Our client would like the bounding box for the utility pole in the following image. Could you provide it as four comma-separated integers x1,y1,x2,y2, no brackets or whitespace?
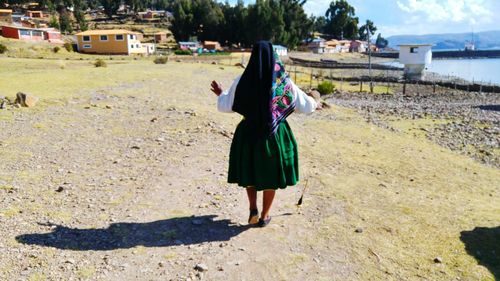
367,20,373,93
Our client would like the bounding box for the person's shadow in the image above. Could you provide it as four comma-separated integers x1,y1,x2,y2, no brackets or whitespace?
16,215,251,251
460,226,500,279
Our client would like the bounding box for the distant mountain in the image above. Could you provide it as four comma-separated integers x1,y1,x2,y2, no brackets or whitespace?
387,30,500,50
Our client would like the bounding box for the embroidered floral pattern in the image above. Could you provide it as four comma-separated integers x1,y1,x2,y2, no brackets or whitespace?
270,51,296,136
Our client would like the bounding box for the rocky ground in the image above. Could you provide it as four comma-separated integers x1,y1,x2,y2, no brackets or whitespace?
326,88,500,167
0,59,499,281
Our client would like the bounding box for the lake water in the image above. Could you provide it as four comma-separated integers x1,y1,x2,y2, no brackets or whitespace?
427,58,500,85
386,58,500,85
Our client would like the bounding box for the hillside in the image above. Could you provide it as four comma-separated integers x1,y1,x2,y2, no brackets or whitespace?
387,30,500,50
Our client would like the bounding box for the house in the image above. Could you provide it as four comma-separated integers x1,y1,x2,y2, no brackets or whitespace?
350,40,367,53
0,9,12,23
273,44,288,56
137,10,166,21
338,40,351,53
11,14,24,23
154,32,167,43
324,39,340,53
43,28,63,43
203,41,221,51
398,44,433,79
179,41,200,51
306,38,326,53
142,42,156,55
0,25,62,43
25,10,44,19
21,19,37,28
368,44,378,53
75,29,148,55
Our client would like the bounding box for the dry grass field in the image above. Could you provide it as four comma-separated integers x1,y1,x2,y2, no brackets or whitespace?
0,55,498,280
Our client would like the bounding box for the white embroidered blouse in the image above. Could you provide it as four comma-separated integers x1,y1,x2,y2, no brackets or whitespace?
217,76,317,114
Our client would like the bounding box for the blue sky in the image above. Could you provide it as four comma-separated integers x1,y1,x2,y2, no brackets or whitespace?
226,0,500,36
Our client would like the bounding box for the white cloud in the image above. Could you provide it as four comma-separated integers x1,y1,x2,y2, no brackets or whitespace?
396,0,493,24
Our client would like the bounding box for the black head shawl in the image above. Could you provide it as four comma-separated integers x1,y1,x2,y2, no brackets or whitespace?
232,41,276,139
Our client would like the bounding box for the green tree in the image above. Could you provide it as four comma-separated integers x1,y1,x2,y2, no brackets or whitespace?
277,0,312,48
324,0,359,39
101,0,120,18
375,33,388,48
170,0,195,42
58,10,73,33
220,0,248,46
73,0,87,31
311,15,327,34
48,14,60,29
358,19,376,40
192,0,224,42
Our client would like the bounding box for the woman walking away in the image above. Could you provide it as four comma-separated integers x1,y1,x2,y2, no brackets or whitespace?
210,41,317,227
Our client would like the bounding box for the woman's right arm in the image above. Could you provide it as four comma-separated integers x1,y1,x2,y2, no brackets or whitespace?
291,80,317,114
217,76,241,113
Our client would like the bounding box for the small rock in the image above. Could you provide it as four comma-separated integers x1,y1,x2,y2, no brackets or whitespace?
355,227,363,233
15,92,39,107
308,90,321,101
105,105,112,109
194,263,208,272
0,100,6,109
234,63,246,69
434,257,443,263
131,145,140,149
155,137,165,142
55,186,64,192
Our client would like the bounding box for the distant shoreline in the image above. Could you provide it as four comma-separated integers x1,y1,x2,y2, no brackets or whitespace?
372,49,500,60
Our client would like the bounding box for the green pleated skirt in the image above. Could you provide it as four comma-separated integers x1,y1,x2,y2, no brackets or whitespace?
228,119,299,191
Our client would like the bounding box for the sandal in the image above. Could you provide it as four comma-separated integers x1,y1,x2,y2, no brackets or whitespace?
258,216,272,227
248,209,259,225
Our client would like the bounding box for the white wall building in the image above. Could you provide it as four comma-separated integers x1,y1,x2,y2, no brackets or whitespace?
273,45,288,56
398,44,433,79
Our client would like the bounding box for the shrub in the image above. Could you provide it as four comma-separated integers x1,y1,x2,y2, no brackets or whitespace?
53,46,61,53
317,81,335,95
94,59,107,67
174,49,192,55
0,44,7,54
63,42,73,52
154,56,168,64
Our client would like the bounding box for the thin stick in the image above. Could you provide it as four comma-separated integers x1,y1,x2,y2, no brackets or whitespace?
296,178,310,206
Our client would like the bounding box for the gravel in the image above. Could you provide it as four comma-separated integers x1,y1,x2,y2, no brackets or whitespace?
326,89,500,167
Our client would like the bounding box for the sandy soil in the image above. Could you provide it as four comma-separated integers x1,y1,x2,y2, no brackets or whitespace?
0,59,499,281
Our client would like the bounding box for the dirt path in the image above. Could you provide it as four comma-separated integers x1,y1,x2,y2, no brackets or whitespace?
0,61,499,280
